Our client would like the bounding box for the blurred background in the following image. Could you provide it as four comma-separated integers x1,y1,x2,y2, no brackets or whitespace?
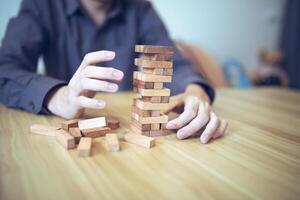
0,0,299,90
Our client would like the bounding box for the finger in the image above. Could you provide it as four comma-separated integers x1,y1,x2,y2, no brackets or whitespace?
81,51,115,67
213,119,228,139
72,78,119,96
200,111,220,144
177,101,210,139
166,96,199,129
76,96,106,109
82,66,124,81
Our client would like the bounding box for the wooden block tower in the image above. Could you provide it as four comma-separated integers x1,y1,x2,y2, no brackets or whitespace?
132,45,174,137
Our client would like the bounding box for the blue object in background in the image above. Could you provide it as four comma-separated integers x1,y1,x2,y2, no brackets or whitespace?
223,59,252,88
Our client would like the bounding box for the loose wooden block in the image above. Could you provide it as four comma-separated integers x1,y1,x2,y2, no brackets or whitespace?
107,117,120,130
151,123,160,131
135,99,169,110
55,130,75,150
143,53,173,61
81,127,111,138
132,105,151,117
30,124,61,137
135,58,173,68
154,82,163,89
124,133,155,148
77,137,92,157
132,118,151,131
132,113,168,124
138,88,170,96
105,134,120,152
143,68,164,75
135,45,174,54
134,71,172,83
69,127,82,144
78,117,106,130
61,119,79,131
161,96,170,103
131,124,150,136
151,110,161,117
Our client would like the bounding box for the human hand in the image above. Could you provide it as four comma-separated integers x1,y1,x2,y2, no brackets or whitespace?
46,50,124,119
166,84,227,144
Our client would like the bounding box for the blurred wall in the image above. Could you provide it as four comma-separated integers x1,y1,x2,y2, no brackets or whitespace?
150,0,285,69
0,0,284,69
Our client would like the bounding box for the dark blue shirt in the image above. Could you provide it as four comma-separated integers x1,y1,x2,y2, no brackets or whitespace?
0,0,214,114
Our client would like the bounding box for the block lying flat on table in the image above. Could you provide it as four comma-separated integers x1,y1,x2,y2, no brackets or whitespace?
134,71,172,83
105,134,120,152
55,130,75,150
138,88,170,97
30,124,61,137
135,58,173,68
132,113,168,124
69,127,82,144
124,133,155,148
61,119,80,131
78,117,106,130
143,53,173,61
77,137,92,157
107,117,120,130
135,99,169,110
135,45,174,54
81,127,111,138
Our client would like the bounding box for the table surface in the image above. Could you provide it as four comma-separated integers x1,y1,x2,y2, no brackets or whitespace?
1,87,300,200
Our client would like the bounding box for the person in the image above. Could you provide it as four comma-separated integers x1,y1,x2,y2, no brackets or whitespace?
0,0,227,143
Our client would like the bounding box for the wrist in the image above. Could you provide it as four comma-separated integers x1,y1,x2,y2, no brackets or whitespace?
184,84,211,104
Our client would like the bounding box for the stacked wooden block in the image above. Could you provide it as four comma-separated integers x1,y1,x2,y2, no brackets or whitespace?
132,45,174,137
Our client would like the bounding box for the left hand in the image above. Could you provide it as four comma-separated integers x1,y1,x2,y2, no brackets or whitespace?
165,84,227,144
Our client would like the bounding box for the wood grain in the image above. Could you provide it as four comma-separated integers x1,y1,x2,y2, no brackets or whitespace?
1,88,300,200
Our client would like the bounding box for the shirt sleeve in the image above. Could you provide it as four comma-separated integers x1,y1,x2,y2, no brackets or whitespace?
0,0,66,114
136,1,215,102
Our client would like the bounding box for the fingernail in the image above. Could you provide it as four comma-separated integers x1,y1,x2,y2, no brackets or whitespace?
166,122,176,129
107,83,118,91
177,130,186,140
201,134,208,143
96,101,106,108
113,70,124,79
105,51,115,59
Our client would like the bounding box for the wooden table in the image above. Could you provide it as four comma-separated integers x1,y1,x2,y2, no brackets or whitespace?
1,88,299,200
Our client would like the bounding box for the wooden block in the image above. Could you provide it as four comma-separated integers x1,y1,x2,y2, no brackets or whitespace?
135,45,174,54
133,78,154,89
77,137,92,157
107,117,120,130
132,118,151,131
55,130,75,150
61,119,79,131
132,105,151,117
138,88,170,96
135,99,169,110
132,113,168,124
69,127,82,144
164,68,173,76
30,124,61,137
131,124,150,136
143,68,164,75
144,96,161,103
151,110,161,117
161,96,170,103
81,127,111,138
143,53,173,61
105,134,120,152
135,58,173,68
150,130,163,137
124,133,155,148
78,117,106,130
151,123,160,131
154,83,163,89
134,71,172,83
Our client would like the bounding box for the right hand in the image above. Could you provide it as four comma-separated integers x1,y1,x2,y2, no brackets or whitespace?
46,50,124,119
